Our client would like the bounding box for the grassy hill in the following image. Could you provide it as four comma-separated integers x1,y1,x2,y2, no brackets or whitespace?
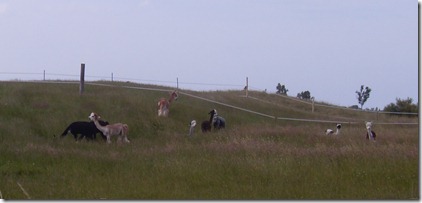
0,81,418,199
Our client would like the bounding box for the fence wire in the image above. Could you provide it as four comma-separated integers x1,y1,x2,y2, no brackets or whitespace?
0,71,418,120
84,82,418,125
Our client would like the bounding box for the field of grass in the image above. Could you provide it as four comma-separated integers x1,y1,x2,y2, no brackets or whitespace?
0,81,418,200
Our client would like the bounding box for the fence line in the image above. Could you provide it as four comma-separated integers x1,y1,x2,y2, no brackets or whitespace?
86,82,176,93
86,82,275,119
0,71,418,117
246,95,360,123
0,71,243,88
180,91,277,119
16,182,31,200
0,80,417,125
85,82,418,125
275,117,359,124
274,93,419,116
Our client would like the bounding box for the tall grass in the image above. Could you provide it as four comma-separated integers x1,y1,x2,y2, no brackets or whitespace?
0,81,418,199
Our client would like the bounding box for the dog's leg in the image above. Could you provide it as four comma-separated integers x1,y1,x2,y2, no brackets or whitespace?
72,133,78,141
77,134,85,142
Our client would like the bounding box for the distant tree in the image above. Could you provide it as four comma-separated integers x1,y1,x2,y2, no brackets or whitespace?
349,105,359,109
365,107,379,111
355,85,371,109
383,97,418,114
276,83,288,95
297,90,311,100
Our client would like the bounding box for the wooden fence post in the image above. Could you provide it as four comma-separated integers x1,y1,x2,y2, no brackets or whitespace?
245,77,248,97
80,63,85,95
311,97,315,112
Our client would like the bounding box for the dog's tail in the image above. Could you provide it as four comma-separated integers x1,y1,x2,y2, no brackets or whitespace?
61,124,71,137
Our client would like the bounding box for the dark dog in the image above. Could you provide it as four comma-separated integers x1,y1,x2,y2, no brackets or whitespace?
61,120,109,141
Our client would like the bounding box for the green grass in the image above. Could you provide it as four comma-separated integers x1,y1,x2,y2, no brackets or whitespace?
0,81,418,200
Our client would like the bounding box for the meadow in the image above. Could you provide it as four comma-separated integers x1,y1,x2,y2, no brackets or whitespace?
0,81,418,200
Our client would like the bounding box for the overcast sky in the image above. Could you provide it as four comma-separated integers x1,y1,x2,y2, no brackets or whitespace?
0,0,418,109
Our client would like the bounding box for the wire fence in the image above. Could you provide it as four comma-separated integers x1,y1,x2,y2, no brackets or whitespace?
0,71,245,88
1,79,414,126
87,82,418,125
273,93,419,116
0,71,178,86
0,71,418,119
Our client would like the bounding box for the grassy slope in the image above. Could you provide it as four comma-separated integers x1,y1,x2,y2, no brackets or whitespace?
0,81,418,200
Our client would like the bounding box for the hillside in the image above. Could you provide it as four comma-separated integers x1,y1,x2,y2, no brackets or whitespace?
0,81,418,199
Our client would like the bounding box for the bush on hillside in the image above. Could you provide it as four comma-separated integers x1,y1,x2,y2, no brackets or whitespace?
383,97,418,114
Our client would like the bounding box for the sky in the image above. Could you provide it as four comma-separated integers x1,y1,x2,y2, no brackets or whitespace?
0,0,418,109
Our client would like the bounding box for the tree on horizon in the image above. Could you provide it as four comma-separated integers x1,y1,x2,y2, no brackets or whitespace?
355,85,371,109
276,83,288,95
